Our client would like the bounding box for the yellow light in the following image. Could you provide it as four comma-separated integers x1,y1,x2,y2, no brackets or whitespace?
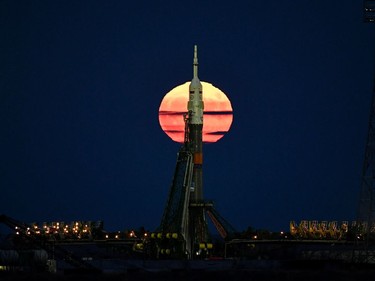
136,243,144,250
0,265,9,271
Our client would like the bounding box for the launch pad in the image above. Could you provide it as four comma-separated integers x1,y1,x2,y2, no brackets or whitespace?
4,23,375,273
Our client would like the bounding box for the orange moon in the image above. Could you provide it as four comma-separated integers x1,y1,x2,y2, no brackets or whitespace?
159,81,233,143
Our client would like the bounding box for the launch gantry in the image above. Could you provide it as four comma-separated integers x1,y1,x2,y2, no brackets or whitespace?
358,0,375,236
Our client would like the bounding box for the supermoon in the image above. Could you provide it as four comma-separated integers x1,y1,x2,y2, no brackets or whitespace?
159,81,233,143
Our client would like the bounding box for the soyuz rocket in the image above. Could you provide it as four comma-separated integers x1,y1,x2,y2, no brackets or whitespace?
188,45,204,203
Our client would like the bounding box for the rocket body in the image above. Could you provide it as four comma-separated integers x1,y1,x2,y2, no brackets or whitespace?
188,45,204,202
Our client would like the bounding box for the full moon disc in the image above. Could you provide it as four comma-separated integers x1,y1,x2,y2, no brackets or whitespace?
159,81,233,143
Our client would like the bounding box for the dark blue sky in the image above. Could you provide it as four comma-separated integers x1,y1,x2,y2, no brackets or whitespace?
1,1,374,233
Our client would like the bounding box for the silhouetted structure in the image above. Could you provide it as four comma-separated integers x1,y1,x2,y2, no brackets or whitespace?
358,0,375,235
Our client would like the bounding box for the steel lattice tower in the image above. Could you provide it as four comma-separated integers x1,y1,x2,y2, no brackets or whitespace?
358,1,375,231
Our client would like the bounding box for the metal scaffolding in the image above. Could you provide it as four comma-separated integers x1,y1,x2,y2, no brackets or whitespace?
358,0,375,233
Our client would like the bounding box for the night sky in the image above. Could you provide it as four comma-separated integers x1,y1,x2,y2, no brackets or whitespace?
1,1,374,234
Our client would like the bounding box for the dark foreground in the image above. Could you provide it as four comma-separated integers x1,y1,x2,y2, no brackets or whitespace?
2,267,375,281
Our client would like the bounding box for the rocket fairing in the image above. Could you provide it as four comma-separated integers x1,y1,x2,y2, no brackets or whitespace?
188,45,204,202
188,45,204,125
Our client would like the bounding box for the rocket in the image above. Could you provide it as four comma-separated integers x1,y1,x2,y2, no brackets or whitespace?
188,45,204,126
188,45,204,202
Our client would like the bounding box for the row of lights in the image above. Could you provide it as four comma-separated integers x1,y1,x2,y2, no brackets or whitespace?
15,225,149,241
150,233,179,239
249,231,288,240
103,230,139,239
14,221,98,238
289,220,354,239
